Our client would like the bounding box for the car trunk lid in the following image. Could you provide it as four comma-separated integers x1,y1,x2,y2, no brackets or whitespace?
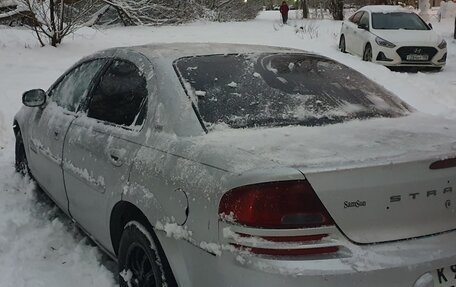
200,113,456,243
304,158,456,244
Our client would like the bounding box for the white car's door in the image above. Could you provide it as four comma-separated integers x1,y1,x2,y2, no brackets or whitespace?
27,59,107,212
352,12,371,56
343,11,364,54
63,53,152,250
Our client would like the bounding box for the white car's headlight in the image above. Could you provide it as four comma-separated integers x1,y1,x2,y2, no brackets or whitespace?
438,40,447,49
375,36,396,48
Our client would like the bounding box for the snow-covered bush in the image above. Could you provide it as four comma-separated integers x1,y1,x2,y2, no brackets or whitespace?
438,1,456,20
18,0,101,46
103,0,201,25
295,20,319,38
103,0,263,25
204,0,263,22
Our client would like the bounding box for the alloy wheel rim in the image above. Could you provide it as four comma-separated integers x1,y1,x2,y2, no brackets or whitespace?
125,244,156,287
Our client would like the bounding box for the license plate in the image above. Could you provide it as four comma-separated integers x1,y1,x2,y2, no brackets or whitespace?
433,265,456,287
406,54,429,61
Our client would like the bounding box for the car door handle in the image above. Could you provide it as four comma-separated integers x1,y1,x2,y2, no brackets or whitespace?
108,150,124,167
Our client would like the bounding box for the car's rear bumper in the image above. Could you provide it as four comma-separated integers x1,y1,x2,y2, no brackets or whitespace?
160,229,456,287
372,45,447,68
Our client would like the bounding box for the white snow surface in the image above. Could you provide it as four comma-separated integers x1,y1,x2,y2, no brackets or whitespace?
0,10,456,286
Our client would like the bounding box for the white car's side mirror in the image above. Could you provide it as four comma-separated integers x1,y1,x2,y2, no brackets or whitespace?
358,23,369,31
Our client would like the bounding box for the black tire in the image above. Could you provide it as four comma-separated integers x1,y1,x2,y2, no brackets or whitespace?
363,44,372,62
15,130,30,176
118,221,166,287
339,35,346,53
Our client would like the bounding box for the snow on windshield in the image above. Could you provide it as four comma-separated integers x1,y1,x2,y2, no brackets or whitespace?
174,53,410,130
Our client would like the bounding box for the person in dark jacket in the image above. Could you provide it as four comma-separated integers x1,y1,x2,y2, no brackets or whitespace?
279,1,289,24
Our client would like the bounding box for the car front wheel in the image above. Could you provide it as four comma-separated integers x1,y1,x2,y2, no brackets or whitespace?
363,44,372,62
118,221,165,287
339,35,346,53
15,130,30,175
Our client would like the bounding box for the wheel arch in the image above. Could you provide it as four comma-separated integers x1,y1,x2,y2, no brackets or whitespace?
110,200,151,257
109,200,178,287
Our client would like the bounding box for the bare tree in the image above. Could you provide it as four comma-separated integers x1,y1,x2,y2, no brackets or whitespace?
102,0,262,25
207,0,263,21
19,0,98,46
103,0,201,25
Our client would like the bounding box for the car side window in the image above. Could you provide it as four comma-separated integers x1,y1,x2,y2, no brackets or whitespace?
359,12,370,28
87,59,148,127
49,59,107,112
350,11,363,24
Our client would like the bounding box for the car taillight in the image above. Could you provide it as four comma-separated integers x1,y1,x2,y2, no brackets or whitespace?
219,180,335,229
219,180,341,257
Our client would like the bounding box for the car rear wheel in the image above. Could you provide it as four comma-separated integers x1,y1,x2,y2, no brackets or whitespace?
118,221,165,287
339,35,346,53
363,44,372,62
15,130,30,175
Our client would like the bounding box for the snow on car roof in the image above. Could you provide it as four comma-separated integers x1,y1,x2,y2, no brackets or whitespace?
136,42,307,60
84,43,309,63
360,5,412,14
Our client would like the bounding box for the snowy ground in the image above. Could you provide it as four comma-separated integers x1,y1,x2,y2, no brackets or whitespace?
0,10,455,286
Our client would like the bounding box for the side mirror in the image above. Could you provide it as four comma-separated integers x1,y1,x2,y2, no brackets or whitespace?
22,89,46,107
428,23,433,29
358,23,369,30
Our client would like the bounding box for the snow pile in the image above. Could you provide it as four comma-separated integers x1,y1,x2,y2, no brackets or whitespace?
0,152,116,287
155,221,192,240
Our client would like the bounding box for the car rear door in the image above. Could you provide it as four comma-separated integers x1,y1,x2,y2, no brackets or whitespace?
27,59,108,212
63,52,151,250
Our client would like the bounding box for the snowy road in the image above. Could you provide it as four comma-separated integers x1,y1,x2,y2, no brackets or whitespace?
0,10,455,286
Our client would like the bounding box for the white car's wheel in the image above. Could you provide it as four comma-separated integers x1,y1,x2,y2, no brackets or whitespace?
15,130,30,176
363,44,373,62
339,35,347,53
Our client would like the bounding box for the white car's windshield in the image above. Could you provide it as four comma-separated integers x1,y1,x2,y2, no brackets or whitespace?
372,12,430,30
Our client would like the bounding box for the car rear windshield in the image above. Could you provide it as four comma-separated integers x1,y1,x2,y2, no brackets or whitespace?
174,53,410,129
372,12,429,30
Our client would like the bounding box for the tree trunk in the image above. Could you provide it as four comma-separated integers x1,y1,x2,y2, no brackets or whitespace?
302,0,308,19
49,0,58,46
329,0,344,20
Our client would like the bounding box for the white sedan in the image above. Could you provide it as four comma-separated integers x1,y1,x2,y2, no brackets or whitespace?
339,5,447,69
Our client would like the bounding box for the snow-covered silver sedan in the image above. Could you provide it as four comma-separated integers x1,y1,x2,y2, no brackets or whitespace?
14,43,456,287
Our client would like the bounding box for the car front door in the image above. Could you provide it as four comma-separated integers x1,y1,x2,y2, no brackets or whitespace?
344,11,363,54
353,12,371,56
63,53,151,250
27,59,108,212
